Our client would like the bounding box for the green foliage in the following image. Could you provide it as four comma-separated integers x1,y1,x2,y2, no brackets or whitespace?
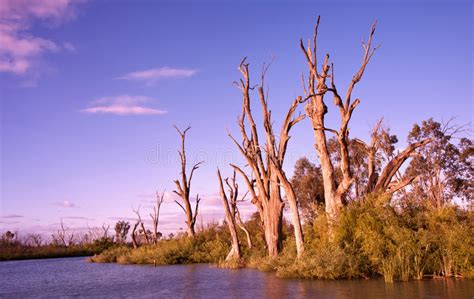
0,242,113,261
247,256,279,272
261,194,472,282
217,258,245,269
90,195,473,282
114,221,131,244
88,245,131,263
291,157,325,222
91,223,236,265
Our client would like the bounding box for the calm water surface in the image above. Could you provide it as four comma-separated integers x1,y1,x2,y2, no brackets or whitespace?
0,257,472,298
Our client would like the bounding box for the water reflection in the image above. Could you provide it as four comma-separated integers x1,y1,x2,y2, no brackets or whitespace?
0,258,472,298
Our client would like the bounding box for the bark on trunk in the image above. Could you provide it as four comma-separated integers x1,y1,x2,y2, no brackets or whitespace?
140,222,149,244
280,177,305,257
263,192,283,258
357,120,432,195
150,191,164,245
173,126,203,238
236,208,252,249
372,139,432,193
131,221,139,249
300,16,378,219
217,169,241,261
229,59,304,258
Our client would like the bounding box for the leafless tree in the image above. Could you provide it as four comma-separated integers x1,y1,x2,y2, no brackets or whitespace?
173,125,203,237
229,58,305,257
52,219,68,246
354,119,432,195
150,190,165,245
230,176,253,250
25,233,43,247
299,16,380,219
101,223,110,239
131,206,149,248
217,169,241,261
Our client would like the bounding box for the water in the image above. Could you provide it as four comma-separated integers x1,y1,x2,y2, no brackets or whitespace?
0,257,472,298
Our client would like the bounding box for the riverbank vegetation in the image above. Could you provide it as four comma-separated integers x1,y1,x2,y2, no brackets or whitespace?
90,197,473,282
0,230,114,261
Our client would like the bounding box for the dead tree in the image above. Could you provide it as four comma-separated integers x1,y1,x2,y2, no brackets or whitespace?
229,172,253,250
150,191,165,245
173,125,203,238
131,220,140,249
52,219,68,246
355,119,432,195
300,16,379,219
132,206,148,247
101,223,110,239
217,169,241,261
229,58,305,258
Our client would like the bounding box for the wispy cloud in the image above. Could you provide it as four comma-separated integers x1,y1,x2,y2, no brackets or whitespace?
0,214,24,219
117,67,197,85
54,200,76,208
0,0,80,75
81,95,167,116
63,216,91,220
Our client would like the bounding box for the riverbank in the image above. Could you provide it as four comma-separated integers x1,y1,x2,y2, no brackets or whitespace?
0,241,113,261
90,198,474,283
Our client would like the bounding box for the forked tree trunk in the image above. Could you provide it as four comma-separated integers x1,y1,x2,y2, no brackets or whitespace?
150,191,165,245
357,120,432,195
229,58,305,258
300,16,379,219
173,126,203,238
217,169,241,261
372,139,432,193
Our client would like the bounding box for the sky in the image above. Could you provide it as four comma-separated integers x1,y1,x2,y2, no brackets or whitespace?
1,0,472,237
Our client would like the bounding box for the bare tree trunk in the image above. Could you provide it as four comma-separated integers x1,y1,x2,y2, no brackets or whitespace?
355,119,432,195
173,126,203,238
217,169,241,261
265,185,284,258
150,191,165,245
229,58,305,258
131,221,139,249
140,222,149,244
278,174,305,257
372,139,432,193
235,206,252,249
300,16,379,219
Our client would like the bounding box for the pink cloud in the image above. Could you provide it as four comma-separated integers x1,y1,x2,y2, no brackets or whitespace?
0,0,80,75
53,200,76,208
117,67,197,85
81,95,167,116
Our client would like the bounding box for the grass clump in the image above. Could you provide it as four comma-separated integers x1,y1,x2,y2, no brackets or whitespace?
90,223,232,266
275,194,473,282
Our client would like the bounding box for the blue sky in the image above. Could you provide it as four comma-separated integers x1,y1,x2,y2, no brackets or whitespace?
1,0,472,236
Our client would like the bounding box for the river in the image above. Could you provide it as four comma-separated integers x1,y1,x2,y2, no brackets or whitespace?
0,257,472,298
